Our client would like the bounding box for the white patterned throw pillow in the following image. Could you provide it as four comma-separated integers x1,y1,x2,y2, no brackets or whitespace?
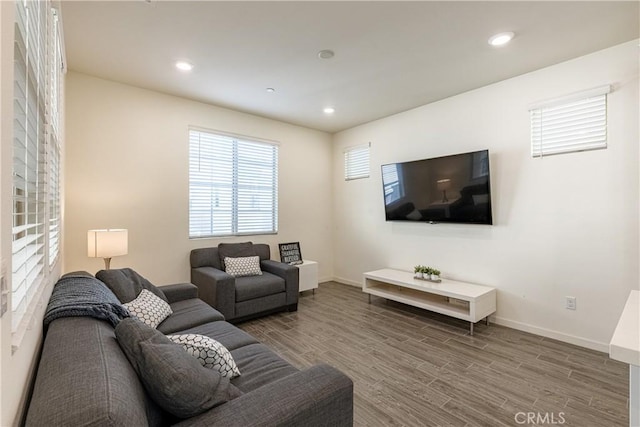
124,289,173,329
224,256,262,277
166,334,241,378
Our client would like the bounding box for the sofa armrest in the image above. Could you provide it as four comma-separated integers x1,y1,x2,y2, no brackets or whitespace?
160,283,198,304
261,260,299,306
175,364,353,427
191,266,236,319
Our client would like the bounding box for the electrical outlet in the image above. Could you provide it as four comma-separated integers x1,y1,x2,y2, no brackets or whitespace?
565,296,576,310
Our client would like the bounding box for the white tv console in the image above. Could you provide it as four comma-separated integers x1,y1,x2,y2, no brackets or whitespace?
363,269,496,335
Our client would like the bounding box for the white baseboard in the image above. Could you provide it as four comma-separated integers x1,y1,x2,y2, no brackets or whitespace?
492,316,609,353
326,276,361,288
320,278,609,353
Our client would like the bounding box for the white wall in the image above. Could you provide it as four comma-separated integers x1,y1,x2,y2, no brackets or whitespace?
332,40,639,351
64,72,334,285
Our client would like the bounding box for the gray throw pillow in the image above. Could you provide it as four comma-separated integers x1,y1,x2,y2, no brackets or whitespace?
115,318,242,418
97,268,168,304
217,242,256,270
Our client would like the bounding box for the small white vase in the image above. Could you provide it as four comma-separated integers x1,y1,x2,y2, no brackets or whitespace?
416,272,424,279
431,274,440,281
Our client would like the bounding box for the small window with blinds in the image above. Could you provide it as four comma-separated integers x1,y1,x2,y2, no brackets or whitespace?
344,143,370,180
530,85,610,157
189,129,278,238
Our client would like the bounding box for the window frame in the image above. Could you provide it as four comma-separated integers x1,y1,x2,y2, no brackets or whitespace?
344,143,370,181
188,128,279,239
529,85,610,158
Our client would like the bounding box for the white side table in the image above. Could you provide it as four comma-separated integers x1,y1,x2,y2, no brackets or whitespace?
296,260,318,294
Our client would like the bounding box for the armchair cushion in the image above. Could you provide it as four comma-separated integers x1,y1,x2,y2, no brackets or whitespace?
224,256,262,277
218,242,255,270
234,273,285,302
115,318,242,419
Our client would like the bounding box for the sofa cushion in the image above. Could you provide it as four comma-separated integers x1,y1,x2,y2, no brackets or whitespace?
230,343,299,393
157,298,225,334
178,320,259,351
26,317,155,427
224,255,262,277
218,242,255,270
97,268,168,304
124,289,173,329
235,272,285,302
166,334,241,378
115,318,242,419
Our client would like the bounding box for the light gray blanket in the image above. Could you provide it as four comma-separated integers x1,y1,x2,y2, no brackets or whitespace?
44,274,130,329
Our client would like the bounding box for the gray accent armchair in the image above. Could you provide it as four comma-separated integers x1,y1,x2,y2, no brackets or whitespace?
190,243,299,323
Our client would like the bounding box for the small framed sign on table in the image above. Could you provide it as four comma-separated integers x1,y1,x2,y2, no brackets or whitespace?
279,242,303,265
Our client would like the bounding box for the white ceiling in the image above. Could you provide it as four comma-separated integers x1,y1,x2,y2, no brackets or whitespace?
61,1,639,133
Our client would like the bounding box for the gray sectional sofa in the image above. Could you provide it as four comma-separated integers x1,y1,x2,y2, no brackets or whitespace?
25,271,353,426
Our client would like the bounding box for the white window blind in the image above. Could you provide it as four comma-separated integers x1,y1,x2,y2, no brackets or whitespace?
189,129,278,238
344,143,370,180
48,133,60,266
530,85,610,157
48,9,62,266
12,0,63,334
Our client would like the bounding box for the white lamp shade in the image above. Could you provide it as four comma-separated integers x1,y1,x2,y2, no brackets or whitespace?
437,179,451,190
87,229,128,258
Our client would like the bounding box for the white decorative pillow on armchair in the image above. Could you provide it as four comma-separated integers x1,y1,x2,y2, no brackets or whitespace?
224,256,262,277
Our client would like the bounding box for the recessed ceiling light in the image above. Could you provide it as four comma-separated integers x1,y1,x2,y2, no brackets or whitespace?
323,107,335,114
175,61,193,71
318,49,335,60
488,32,514,47
266,88,275,93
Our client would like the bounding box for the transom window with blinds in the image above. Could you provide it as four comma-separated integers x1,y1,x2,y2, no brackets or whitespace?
189,129,279,238
12,0,64,336
344,143,370,180
530,85,610,157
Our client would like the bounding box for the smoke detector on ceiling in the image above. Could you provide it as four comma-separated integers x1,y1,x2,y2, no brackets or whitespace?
318,50,335,60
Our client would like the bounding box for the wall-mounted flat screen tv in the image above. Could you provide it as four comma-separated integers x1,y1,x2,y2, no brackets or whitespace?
381,150,492,225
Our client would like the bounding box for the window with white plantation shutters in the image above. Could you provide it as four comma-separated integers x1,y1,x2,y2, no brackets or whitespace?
189,129,278,238
344,143,370,180
12,0,64,335
530,85,610,157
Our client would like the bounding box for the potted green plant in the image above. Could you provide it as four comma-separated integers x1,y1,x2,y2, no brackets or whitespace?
414,265,424,279
431,268,441,281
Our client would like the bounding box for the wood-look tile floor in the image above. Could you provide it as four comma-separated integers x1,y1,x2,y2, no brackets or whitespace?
238,282,629,427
